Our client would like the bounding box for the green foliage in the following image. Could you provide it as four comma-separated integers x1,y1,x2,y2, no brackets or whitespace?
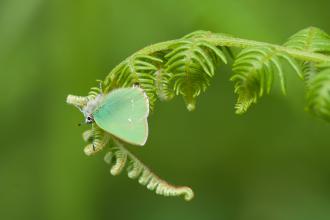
284,27,330,85
67,27,330,201
231,46,302,114
306,63,330,122
163,37,227,110
283,27,330,121
103,55,163,110
284,27,330,54
80,123,194,201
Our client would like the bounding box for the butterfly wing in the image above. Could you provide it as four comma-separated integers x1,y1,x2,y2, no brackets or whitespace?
93,87,149,146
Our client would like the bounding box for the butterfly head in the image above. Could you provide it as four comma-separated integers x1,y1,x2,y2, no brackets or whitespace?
67,94,102,126
76,95,103,125
85,115,94,124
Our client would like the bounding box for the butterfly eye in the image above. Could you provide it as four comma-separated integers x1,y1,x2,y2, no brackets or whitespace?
86,116,93,123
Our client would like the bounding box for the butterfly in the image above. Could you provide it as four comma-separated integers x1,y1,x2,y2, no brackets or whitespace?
81,87,149,146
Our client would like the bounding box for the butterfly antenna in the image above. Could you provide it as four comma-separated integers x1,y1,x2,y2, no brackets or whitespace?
74,105,85,115
91,137,95,151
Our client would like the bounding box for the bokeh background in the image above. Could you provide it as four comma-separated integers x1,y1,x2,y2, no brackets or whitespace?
1,0,330,219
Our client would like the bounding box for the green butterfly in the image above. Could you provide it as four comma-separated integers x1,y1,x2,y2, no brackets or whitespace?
82,87,149,146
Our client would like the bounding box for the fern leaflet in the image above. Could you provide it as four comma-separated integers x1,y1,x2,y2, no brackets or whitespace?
306,63,330,121
163,38,227,110
104,141,194,201
231,46,302,114
284,27,330,85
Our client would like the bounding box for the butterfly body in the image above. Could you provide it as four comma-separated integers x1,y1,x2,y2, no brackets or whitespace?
82,87,149,146
82,94,104,119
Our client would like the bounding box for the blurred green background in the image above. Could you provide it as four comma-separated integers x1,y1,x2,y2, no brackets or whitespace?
1,0,330,219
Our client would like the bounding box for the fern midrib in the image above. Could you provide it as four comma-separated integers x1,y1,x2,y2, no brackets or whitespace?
114,143,165,182
242,49,277,94
107,33,330,79
305,27,316,52
202,34,330,62
115,141,183,189
128,57,140,82
184,45,195,98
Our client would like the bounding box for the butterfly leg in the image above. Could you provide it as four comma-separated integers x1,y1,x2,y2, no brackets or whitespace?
92,141,96,151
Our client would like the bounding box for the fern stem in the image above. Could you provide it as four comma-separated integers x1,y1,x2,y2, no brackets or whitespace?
204,34,330,63
108,33,330,78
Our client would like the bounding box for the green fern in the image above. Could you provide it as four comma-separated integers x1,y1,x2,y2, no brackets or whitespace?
306,62,330,122
104,141,194,201
284,27,330,54
103,55,163,110
67,27,330,201
163,38,227,110
231,46,302,113
284,27,330,85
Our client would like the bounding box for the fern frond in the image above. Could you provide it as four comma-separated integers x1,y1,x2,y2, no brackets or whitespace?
104,141,194,201
306,63,330,121
300,61,320,87
67,27,330,202
109,148,128,175
183,30,213,39
83,124,110,156
66,95,90,108
82,129,93,142
164,39,227,110
284,27,330,85
184,31,236,59
154,68,174,101
104,55,162,110
231,46,302,114
284,27,330,54
283,27,330,119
